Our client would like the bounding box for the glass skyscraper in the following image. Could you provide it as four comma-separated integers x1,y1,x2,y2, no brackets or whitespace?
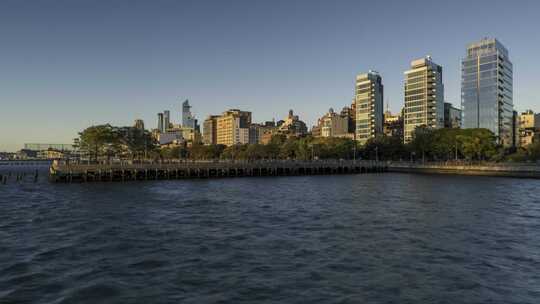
461,38,513,146
182,99,196,128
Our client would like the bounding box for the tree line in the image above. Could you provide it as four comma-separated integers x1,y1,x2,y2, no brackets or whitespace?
76,124,156,161
76,124,540,162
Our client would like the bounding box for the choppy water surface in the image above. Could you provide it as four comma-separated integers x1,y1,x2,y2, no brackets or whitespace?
1,172,540,303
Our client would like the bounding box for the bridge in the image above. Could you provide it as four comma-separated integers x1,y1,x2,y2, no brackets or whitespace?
49,160,388,183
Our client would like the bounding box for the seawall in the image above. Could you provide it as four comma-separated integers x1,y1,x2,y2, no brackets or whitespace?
387,162,540,179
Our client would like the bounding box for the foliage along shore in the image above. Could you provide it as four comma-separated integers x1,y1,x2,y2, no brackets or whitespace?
76,124,540,162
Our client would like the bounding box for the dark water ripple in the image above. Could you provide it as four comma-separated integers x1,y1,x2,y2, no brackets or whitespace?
1,173,540,303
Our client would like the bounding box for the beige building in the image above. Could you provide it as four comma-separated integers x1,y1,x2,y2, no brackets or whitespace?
277,110,308,136
383,110,404,138
355,71,384,145
519,110,540,147
316,108,353,138
158,127,200,146
216,109,252,146
403,56,444,143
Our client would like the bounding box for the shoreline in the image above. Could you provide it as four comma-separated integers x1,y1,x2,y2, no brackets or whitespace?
387,162,540,179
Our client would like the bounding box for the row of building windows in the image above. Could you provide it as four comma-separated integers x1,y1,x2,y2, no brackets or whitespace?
405,76,427,84
356,89,372,95
405,106,426,114
405,82,426,90
356,124,370,131
405,100,426,107
405,88,427,96
357,102,370,109
405,95,426,102
404,118,425,125
406,70,426,79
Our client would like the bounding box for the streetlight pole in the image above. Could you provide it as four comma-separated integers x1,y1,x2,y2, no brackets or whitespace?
144,136,148,162
455,139,458,161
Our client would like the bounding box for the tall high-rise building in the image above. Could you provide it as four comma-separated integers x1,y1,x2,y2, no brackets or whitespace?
461,38,513,146
355,71,383,145
157,113,164,132
216,109,252,146
403,56,444,143
182,99,196,128
163,110,170,130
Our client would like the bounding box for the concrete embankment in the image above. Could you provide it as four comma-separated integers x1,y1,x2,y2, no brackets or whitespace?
49,160,387,183
387,162,540,179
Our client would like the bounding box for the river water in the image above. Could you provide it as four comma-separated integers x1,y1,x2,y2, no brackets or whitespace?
1,172,539,303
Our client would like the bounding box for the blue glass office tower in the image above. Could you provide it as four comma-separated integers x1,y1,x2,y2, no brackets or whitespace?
462,38,513,146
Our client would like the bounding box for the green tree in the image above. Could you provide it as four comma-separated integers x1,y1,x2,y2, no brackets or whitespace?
457,129,497,160
279,138,299,159
363,135,406,160
121,127,157,159
527,141,540,160
410,126,435,162
78,125,120,161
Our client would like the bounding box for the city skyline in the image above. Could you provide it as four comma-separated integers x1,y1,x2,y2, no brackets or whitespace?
1,0,540,152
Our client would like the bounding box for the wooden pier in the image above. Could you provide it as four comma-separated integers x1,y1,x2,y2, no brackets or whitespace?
49,160,388,183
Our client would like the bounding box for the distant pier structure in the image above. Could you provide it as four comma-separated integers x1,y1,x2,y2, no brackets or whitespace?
49,160,387,183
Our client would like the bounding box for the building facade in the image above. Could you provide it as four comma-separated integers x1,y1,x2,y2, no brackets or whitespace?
340,106,356,134
444,102,462,128
24,143,74,151
461,38,513,146
518,110,540,147
355,71,384,145
315,108,353,138
216,109,252,146
163,110,171,131
157,113,164,132
182,99,197,129
202,115,220,145
277,110,308,137
158,127,200,146
134,119,145,131
248,122,275,144
383,110,404,138
403,56,444,143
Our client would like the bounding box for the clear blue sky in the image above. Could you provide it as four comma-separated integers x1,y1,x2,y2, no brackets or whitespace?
1,0,539,152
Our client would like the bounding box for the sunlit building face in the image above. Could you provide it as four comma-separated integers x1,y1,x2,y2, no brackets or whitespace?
461,38,513,146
